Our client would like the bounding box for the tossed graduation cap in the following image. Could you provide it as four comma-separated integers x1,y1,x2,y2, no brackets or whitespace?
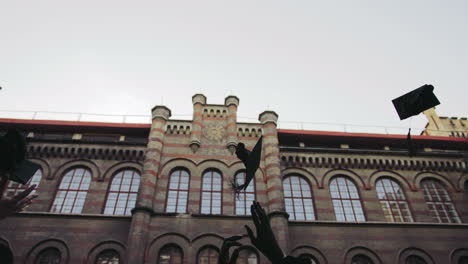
0,130,40,184
234,136,262,193
392,84,440,120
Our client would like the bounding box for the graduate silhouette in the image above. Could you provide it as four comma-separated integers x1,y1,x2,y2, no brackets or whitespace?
233,136,263,193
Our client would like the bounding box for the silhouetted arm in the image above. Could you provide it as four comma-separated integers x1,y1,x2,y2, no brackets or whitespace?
0,184,37,220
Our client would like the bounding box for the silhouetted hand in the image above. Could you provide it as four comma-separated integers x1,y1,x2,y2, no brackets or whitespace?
0,184,37,220
218,235,243,264
244,201,284,263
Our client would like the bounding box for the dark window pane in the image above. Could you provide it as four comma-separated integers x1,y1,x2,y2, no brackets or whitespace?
158,245,183,264
95,249,120,264
405,255,427,264
35,247,61,264
351,254,373,264
198,247,218,264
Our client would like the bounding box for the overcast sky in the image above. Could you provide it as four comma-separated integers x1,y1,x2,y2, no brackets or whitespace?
0,0,466,134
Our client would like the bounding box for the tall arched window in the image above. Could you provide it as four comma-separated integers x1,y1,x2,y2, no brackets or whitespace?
421,179,461,223
166,169,190,213
235,171,255,216
95,249,120,264
351,254,374,264
330,176,365,221
158,244,183,264
405,255,427,264
236,248,258,264
35,247,61,264
197,246,218,264
104,169,140,215
376,178,413,222
51,167,91,214
3,168,42,198
200,170,222,215
283,175,315,220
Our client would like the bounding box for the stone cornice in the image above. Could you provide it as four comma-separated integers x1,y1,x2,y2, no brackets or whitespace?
26,142,146,161
280,150,467,172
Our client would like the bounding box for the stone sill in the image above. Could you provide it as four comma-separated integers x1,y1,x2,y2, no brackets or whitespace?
289,220,468,228
13,212,132,220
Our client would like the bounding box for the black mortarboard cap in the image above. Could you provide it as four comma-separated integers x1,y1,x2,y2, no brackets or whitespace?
9,160,41,184
392,84,440,120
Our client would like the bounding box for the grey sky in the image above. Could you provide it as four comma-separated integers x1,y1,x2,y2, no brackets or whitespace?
1,0,467,134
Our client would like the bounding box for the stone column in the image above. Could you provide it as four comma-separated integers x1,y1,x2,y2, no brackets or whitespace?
190,94,206,152
127,105,171,263
225,95,239,154
258,111,290,254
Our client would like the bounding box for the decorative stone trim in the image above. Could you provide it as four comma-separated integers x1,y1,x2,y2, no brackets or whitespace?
237,125,263,137
26,143,146,161
280,152,467,172
344,246,382,264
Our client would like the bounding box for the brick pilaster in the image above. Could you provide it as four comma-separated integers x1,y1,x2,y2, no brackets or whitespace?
127,105,171,263
225,95,239,153
190,94,206,152
258,110,290,253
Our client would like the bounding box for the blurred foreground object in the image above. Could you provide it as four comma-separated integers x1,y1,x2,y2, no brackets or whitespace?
233,136,262,194
245,201,311,264
0,130,40,184
0,176,37,220
392,84,440,120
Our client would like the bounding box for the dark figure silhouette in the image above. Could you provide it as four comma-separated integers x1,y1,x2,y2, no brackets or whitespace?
244,201,311,264
218,235,243,264
234,136,262,193
0,175,37,220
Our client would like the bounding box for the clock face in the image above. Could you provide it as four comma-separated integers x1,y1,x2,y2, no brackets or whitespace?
202,124,225,142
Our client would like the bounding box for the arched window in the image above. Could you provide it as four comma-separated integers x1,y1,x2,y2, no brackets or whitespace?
283,175,315,220
3,168,42,198
376,178,413,222
405,255,427,264
35,247,61,264
51,167,91,214
95,249,120,264
421,179,461,223
459,256,468,264
158,245,183,264
0,244,13,264
351,254,374,264
236,248,258,264
197,246,218,264
166,169,190,213
200,170,222,215
235,171,255,215
104,169,140,215
330,176,365,221
298,254,318,264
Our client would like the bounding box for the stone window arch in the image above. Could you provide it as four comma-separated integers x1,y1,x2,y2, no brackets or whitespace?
283,175,315,220
398,248,434,264
330,176,365,221
3,168,42,199
94,249,120,264
421,179,461,223
376,177,413,222
451,248,468,264
103,169,140,215
51,167,92,214
200,169,223,215
197,246,219,264
234,170,255,216
166,168,190,213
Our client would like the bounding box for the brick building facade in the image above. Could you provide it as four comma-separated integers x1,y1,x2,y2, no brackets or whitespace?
0,94,467,264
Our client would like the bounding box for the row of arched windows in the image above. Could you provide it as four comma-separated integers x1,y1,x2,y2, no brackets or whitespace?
165,169,255,216
283,174,461,223
157,244,258,264
3,167,141,216
3,165,462,223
